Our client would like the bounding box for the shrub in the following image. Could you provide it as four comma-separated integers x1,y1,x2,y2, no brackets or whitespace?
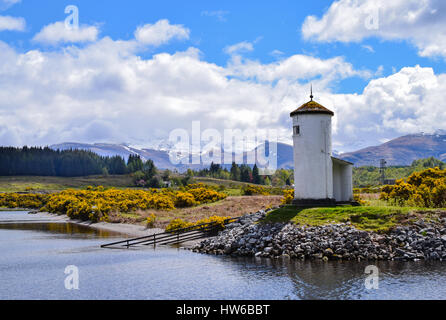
354,194,369,206
0,193,48,209
243,185,270,196
174,192,197,207
165,216,232,232
165,219,192,232
380,167,446,208
194,216,231,229
1,184,227,222
282,189,294,204
146,214,156,228
187,187,227,204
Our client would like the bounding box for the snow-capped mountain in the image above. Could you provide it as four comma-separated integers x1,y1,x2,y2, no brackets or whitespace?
50,132,446,170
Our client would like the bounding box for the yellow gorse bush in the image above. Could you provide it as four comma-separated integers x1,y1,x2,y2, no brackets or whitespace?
194,216,232,229
185,184,227,204
380,167,446,208
165,218,193,232
243,185,270,196
0,193,49,209
353,194,369,206
0,185,227,222
165,216,232,232
146,213,156,228
174,191,198,207
282,189,294,204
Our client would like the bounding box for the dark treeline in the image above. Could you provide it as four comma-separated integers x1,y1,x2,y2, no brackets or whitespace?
0,147,146,177
190,162,293,186
189,161,295,187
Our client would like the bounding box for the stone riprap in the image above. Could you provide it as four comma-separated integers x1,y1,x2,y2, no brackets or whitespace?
191,209,446,261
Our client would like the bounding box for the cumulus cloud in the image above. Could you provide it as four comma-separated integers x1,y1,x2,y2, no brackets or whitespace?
270,49,285,57
227,54,371,85
0,15,24,31
0,33,373,149
135,19,189,46
302,0,446,59
0,0,25,32
224,41,254,55
0,0,20,10
33,21,99,45
0,20,445,152
322,65,446,151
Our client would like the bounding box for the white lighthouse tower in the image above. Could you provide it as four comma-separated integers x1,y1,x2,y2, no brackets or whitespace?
290,89,354,206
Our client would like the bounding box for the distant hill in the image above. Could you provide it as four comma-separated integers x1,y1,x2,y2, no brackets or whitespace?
248,142,294,170
339,133,446,166
50,141,296,171
51,132,446,169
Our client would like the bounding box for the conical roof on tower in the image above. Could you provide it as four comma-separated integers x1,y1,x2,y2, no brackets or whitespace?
290,89,334,116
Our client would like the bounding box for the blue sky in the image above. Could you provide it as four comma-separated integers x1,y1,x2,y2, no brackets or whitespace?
1,0,446,152
6,0,444,91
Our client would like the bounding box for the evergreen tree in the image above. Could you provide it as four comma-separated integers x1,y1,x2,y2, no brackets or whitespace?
230,162,241,181
0,146,159,178
209,162,221,177
127,155,144,173
142,159,157,180
252,164,262,185
162,169,171,181
107,156,127,175
240,164,252,183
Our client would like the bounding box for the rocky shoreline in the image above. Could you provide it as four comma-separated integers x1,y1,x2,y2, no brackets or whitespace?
191,208,446,261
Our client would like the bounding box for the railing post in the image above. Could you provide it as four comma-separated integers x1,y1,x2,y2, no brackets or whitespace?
102,218,239,249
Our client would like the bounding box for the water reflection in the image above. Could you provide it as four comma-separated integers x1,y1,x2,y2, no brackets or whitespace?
216,256,446,300
1,211,446,300
0,222,124,238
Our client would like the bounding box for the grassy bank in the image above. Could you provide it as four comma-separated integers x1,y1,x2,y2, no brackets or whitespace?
0,175,277,196
263,205,445,233
0,175,134,192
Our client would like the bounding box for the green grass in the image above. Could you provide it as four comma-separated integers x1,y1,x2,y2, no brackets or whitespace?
263,205,441,233
0,175,134,192
223,188,244,196
194,177,252,188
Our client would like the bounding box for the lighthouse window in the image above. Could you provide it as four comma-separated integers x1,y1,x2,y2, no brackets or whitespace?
294,125,300,135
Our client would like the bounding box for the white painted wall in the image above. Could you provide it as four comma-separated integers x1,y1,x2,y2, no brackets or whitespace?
341,164,353,201
292,113,333,200
332,159,354,202
332,161,342,201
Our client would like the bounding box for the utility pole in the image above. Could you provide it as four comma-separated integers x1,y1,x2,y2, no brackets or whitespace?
380,159,387,185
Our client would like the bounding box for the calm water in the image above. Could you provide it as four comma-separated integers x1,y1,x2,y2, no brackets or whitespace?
0,211,445,300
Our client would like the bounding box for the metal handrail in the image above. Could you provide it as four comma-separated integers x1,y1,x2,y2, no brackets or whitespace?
100,217,238,248
129,226,216,247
